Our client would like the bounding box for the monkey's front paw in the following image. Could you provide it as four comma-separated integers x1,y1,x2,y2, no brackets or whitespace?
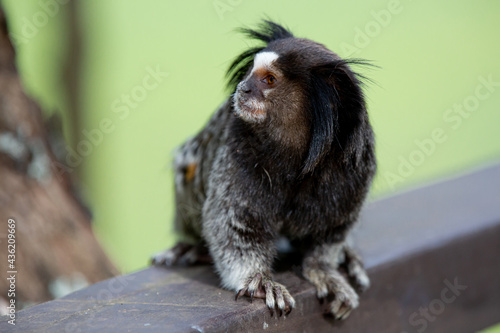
235,273,295,316
151,242,211,266
305,268,359,320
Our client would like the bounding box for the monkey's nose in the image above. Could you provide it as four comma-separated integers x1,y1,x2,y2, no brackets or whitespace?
238,82,252,94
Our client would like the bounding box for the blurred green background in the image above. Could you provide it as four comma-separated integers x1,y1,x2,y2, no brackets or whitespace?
2,0,500,331
3,0,500,282
3,0,500,272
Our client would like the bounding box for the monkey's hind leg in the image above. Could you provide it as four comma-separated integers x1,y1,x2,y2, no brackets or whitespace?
151,242,211,266
302,242,361,320
342,245,370,293
152,135,210,267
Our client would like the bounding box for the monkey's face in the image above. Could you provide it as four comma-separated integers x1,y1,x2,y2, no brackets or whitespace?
233,51,301,125
227,23,368,174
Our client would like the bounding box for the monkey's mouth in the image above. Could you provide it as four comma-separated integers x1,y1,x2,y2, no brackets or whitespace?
233,94,266,122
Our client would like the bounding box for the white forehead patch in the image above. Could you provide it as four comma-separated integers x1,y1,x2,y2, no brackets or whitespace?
250,51,279,75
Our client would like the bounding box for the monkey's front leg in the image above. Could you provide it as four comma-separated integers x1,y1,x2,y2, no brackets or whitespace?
203,207,295,315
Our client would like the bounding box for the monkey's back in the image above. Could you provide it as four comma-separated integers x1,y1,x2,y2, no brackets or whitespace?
173,101,232,242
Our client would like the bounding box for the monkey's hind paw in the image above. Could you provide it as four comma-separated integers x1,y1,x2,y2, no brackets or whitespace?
342,246,370,293
235,273,295,316
151,242,211,266
327,286,359,320
305,268,359,320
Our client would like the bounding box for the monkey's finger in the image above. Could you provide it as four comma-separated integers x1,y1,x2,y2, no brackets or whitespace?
338,307,353,320
247,273,262,302
315,282,329,299
282,289,296,310
328,293,354,320
330,301,352,320
344,246,370,293
348,262,370,293
274,286,286,316
247,274,261,291
264,281,275,314
328,292,344,317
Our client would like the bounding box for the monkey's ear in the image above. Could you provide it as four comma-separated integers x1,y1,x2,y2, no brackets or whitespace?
302,60,369,175
238,20,293,44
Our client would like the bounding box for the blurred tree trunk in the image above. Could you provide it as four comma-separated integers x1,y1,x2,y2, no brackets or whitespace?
0,7,118,310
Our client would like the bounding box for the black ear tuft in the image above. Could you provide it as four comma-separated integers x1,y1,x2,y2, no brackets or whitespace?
302,68,338,175
301,60,374,175
238,20,294,44
226,20,294,92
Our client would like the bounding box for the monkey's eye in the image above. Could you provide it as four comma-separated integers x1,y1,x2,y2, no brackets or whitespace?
263,74,277,86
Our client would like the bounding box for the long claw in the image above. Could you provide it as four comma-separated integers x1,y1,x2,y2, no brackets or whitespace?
233,273,295,317
235,288,245,301
269,308,274,317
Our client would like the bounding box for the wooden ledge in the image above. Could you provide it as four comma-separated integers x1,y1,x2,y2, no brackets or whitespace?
3,164,500,332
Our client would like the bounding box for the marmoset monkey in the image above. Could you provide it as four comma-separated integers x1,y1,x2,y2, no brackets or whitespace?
153,21,376,320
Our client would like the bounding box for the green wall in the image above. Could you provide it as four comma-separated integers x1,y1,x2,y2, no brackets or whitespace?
3,0,500,276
